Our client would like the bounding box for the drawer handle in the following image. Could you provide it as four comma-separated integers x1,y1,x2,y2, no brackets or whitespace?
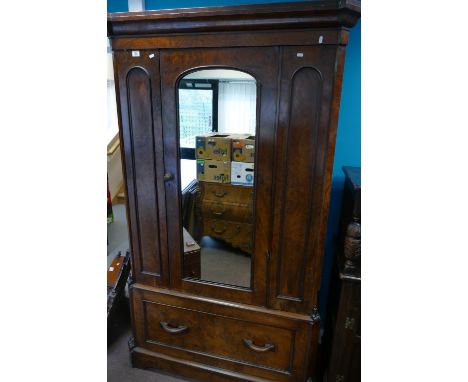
211,225,227,234
211,224,241,239
243,339,275,352
160,321,188,334
213,190,228,198
210,206,226,216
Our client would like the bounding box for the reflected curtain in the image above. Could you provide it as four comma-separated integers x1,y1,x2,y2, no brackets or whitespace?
218,81,256,135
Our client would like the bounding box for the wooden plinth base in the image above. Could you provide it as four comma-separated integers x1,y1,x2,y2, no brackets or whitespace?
131,346,274,382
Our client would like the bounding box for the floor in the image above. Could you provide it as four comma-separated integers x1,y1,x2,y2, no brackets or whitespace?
199,236,251,287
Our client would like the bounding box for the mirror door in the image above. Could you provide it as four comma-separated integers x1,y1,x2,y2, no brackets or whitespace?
160,47,279,305
178,69,256,288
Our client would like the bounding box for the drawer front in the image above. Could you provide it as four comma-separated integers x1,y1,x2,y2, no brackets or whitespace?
201,200,253,222
132,286,316,381
144,301,292,371
229,226,254,254
202,219,252,243
201,182,253,205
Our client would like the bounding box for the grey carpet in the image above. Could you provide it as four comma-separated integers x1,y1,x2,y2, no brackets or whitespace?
199,236,251,287
108,315,191,382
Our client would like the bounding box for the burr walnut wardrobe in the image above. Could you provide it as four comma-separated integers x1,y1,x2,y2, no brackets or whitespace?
108,1,360,381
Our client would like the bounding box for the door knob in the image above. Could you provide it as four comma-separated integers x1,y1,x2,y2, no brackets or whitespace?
163,172,174,181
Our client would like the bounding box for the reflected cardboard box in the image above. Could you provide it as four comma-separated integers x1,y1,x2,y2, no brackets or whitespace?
231,162,254,186
195,133,232,161
232,134,255,163
197,159,231,184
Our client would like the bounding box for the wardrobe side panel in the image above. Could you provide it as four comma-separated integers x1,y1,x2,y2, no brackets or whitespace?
113,50,169,287
269,46,343,314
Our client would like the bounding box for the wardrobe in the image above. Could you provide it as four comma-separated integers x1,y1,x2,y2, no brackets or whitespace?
108,1,360,381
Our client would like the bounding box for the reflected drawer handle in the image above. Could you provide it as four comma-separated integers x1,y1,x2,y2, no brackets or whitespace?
243,339,275,352
213,190,228,198
211,225,227,234
210,206,226,216
160,321,188,334
211,224,241,239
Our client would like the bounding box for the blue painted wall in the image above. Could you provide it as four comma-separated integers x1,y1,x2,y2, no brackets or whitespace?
108,0,361,324
107,0,128,12
145,0,312,8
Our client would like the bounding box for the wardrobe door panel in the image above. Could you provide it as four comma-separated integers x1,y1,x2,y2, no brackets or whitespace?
113,50,169,287
269,46,346,314
159,47,279,306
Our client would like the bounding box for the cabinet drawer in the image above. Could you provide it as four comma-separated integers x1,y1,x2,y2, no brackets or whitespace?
200,182,253,205
201,200,253,222
144,300,292,371
132,286,316,381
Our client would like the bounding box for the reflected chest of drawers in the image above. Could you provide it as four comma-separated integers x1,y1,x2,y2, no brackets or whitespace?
199,183,254,255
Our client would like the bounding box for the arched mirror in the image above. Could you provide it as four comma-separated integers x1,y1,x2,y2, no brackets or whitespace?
177,69,257,288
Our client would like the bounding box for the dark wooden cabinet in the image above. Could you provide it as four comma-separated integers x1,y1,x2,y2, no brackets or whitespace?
108,2,360,381
324,166,361,382
182,228,201,278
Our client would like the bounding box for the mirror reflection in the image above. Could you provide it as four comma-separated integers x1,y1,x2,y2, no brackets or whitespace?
178,69,257,288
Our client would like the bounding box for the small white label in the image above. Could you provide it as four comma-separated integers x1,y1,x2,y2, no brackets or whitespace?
109,267,114,272
319,35,324,44
132,50,140,57
297,52,304,58
149,53,155,59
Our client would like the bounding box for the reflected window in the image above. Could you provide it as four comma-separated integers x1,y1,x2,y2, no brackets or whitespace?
179,79,217,158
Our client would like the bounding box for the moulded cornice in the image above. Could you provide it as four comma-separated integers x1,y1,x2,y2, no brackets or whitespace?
108,0,361,37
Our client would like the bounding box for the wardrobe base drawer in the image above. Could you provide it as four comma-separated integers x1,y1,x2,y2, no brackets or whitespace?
130,285,318,381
